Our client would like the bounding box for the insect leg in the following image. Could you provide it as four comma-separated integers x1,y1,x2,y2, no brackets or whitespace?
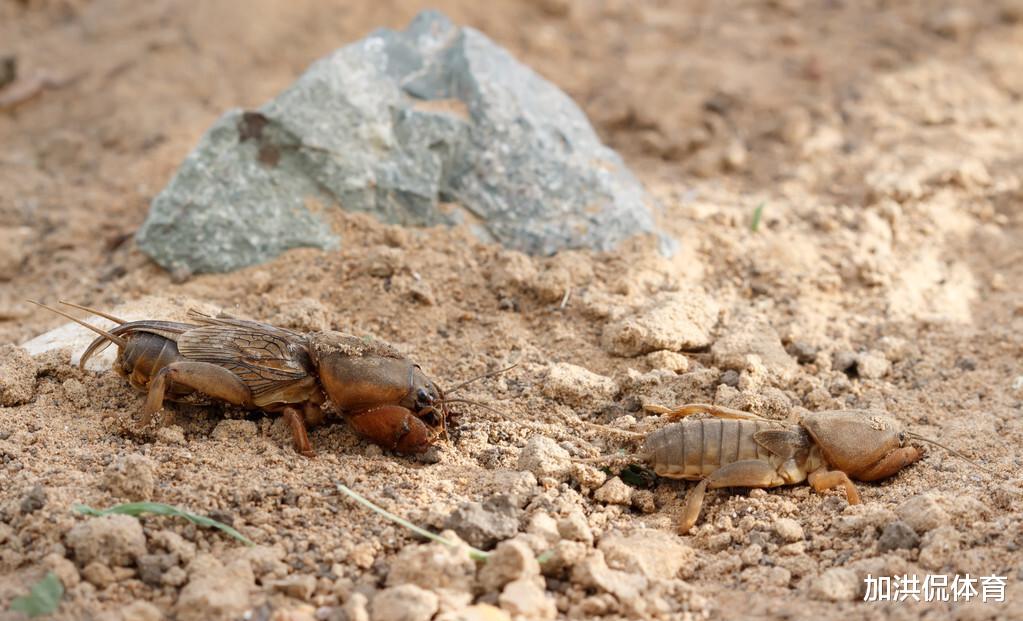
678,459,786,534
807,468,862,505
141,362,253,428
283,406,317,458
302,400,326,427
646,403,774,422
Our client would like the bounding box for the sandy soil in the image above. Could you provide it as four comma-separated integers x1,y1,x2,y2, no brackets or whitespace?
2,1,1022,620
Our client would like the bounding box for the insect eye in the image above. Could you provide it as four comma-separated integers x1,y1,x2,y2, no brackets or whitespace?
416,387,433,407
898,432,905,445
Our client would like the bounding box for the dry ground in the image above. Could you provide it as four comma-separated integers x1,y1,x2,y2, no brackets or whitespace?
1,1,1022,620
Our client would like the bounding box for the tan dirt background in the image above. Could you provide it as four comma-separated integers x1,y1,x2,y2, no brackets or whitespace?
1,1,1022,620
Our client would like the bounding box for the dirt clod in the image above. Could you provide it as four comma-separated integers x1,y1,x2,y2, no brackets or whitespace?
387,539,476,591
809,567,860,602
516,437,571,482
593,477,633,506
896,493,950,533
598,530,692,580
601,290,718,357
711,315,797,381
211,419,258,442
499,578,557,619
370,584,439,621
19,484,46,514
542,362,618,407
267,574,316,601
918,525,961,571
556,511,593,545
102,454,157,501
175,555,254,621
772,518,804,543
0,345,37,406
478,539,540,592
67,515,147,567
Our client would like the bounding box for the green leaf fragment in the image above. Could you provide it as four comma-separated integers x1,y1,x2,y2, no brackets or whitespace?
751,202,765,232
335,484,492,562
73,502,254,546
8,572,63,618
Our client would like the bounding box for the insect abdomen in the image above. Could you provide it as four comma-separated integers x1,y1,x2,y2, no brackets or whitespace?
643,419,780,479
120,332,183,387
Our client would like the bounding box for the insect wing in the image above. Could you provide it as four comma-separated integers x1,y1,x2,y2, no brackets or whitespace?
752,428,810,460
176,324,314,401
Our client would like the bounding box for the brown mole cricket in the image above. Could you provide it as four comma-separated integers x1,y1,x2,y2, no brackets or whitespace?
30,301,501,456
583,403,992,533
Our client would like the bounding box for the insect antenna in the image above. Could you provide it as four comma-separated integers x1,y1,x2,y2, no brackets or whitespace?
57,300,127,324
28,300,128,347
445,362,520,395
573,419,646,439
571,449,649,467
905,432,997,476
435,398,506,418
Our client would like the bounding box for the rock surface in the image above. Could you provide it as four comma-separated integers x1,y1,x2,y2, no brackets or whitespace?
443,499,519,549
136,11,662,274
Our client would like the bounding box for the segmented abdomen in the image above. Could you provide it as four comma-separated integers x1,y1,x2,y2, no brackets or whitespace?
643,419,790,479
119,332,183,387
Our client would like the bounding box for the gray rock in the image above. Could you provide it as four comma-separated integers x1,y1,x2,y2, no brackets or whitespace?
877,520,919,552
19,485,46,515
137,11,663,274
443,498,519,549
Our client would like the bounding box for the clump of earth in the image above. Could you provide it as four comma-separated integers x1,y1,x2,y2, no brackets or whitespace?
1,1,1022,620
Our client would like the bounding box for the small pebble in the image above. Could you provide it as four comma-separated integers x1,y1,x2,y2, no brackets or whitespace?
268,574,317,601
877,521,920,552
542,362,618,407
557,511,593,545
810,567,860,602
896,494,949,533
918,526,960,571
593,477,632,506
370,584,438,621
517,436,572,481
499,578,556,620
773,517,804,543
478,540,540,591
